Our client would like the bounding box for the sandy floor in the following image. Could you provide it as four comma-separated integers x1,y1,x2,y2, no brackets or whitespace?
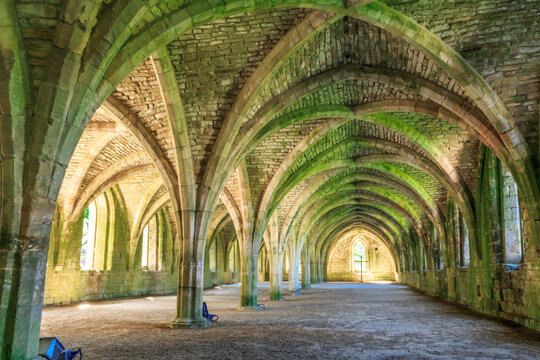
40,282,540,359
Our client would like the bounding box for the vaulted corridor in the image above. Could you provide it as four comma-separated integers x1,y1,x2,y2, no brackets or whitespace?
2,1,540,358
41,283,540,359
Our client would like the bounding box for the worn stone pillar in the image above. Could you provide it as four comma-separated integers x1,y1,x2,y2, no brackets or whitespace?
310,252,319,284
239,252,259,308
168,210,209,328
168,256,208,328
301,249,311,290
0,245,48,360
288,249,302,295
317,253,325,283
269,250,283,301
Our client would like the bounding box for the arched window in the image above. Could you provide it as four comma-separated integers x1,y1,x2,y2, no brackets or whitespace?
80,201,97,270
79,192,114,271
141,215,161,271
353,241,367,273
501,165,523,264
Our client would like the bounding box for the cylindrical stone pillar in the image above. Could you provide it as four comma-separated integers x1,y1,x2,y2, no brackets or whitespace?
301,249,311,289
288,252,302,295
169,248,209,329
0,246,48,360
269,250,283,301
239,253,259,308
310,253,319,284
169,210,209,329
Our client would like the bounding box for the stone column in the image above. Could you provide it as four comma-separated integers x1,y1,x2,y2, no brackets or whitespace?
310,251,319,284
288,249,302,295
239,252,259,308
269,249,283,301
168,210,209,328
169,253,208,328
0,245,48,360
317,252,325,283
301,248,311,289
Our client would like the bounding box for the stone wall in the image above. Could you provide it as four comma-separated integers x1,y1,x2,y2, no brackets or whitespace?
44,189,178,305
401,265,540,331
204,271,240,289
44,269,177,306
45,201,244,305
399,147,540,331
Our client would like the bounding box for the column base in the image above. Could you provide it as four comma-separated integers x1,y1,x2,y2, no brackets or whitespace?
289,290,303,296
167,317,211,329
301,284,311,290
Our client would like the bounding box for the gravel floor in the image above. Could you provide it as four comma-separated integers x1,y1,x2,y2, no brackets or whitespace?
40,282,540,359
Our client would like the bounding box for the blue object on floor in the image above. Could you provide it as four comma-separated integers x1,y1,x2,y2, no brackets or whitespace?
39,337,83,360
202,301,219,322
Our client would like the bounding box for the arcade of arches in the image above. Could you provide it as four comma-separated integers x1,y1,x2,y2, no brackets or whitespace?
1,0,540,358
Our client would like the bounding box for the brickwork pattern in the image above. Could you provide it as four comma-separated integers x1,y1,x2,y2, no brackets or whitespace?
249,17,474,122
168,8,310,180
246,120,325,212
384,0,540,148
113,59,177,173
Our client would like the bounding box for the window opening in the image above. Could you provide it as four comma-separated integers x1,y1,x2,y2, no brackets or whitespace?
80,201,97,270
141,216,161,271
501,165,523,264
141,223,149,268
353,241,367,273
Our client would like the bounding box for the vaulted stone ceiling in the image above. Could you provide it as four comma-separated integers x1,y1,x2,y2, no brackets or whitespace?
52,0,538,298
60,7,481,260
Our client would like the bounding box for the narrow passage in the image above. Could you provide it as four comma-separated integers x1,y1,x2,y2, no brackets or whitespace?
40,283,540,359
